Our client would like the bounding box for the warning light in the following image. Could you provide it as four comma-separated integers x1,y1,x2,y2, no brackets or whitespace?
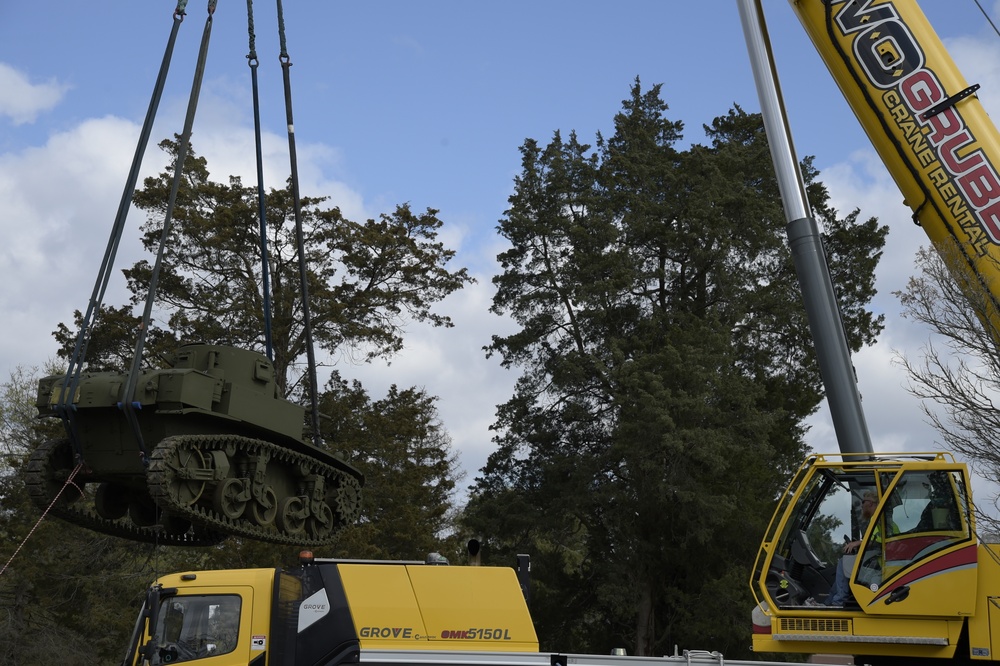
299,550,315,564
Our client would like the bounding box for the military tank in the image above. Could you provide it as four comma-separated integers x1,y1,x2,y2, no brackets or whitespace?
28,343,364,546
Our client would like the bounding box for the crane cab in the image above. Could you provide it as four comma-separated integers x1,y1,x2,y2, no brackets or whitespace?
750,453,986,662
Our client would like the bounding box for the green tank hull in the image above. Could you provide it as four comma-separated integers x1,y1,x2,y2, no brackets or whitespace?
29,344,363,546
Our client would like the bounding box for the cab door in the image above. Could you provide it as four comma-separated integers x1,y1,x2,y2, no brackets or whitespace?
850,467,978,616
147,586,255,665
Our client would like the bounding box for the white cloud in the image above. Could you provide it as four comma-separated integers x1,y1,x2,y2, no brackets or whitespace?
148,78,369,223
944,33,1000,124
0,63,70,125
0,84,371,377
338,263,517,488
0,114,146,367
811,147,947,457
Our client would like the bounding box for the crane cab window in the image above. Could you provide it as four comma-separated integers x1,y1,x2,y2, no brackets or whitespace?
780,470,879,567
151,594,241,664
766,469,879,607
876,469,971,581
758,460,975,610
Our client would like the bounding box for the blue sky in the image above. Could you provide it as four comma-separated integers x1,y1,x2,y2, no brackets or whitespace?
3,1,1000,503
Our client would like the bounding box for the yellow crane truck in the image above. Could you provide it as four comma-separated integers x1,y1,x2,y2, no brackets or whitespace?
119,552,773,666
739,0,1000,664
122,552,541,665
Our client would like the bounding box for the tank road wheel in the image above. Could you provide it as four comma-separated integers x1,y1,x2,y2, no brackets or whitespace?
251,487,277,527
94,482,129,520
307,502,335,539
277,496,307,535
129,497,158,527
213,478,248,520
165,447,209,507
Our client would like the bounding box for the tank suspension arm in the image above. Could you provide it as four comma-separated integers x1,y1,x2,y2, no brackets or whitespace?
121,0,218,460
275,0,324,448
55,3,188,460
246,0,275,362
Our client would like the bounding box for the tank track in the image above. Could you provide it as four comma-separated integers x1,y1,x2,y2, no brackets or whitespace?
25,438,226,546
147,433,363,546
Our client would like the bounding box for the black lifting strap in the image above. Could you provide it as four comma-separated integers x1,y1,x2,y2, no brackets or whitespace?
276,0,324,448
246,0,275,361
55,1,190,460
120,0,218,461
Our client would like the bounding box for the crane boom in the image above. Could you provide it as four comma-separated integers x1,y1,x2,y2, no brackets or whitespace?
738,0,874,456
794,0,1000,331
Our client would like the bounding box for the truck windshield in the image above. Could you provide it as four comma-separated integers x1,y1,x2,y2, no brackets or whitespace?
150,594,241,664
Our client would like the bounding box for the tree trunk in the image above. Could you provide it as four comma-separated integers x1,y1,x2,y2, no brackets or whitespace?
635,576,655,656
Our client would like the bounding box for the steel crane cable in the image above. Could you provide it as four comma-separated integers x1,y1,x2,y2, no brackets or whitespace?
55,1,189,460
121,0,219,460
973,0,1000,38
246,0,275,361
275,0,324,448
0,461,84,579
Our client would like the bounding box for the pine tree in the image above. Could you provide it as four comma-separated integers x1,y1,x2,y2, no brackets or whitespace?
319,376,462,560
464,80,886,657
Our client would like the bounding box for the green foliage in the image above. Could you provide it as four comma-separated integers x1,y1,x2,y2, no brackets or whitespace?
807,513,844,566
0,365,156,664
58,138,474,398
319,375,462,560
464,80,886,657
6,137,472,662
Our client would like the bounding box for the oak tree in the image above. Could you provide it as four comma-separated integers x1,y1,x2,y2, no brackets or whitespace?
57,138,473,399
